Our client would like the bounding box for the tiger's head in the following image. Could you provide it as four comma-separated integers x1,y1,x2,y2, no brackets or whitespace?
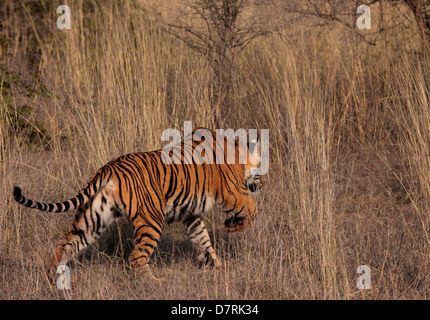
223,135,263,233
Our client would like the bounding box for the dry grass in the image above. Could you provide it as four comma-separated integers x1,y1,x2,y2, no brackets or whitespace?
1,0,430,299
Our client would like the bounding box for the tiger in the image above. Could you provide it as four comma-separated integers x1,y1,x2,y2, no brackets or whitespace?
12,127,262,280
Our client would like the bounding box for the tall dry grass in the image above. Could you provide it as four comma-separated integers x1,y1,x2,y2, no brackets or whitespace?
1,0,430,299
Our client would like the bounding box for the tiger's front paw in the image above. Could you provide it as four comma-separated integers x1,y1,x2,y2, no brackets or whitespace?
197,252,222,268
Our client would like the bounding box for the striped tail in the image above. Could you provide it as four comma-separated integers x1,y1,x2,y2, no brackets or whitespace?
13,184,92,213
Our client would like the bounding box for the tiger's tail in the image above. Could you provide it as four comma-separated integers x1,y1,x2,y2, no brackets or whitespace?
12,172,104,213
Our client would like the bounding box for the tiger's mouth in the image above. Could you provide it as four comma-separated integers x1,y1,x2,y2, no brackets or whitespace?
246,174,262,193
247,182,262,192
224,215,246,232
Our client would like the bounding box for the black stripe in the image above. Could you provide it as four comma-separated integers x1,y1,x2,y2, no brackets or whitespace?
71,197,78,209
94,211,101,235
135,232,158,244
63,201,71,211
77,193,84,205
191,228,204,238
55,203,63,213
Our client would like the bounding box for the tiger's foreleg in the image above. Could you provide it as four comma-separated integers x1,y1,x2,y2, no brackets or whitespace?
184,216,221,267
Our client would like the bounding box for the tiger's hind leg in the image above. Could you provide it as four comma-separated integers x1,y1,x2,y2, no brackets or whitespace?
128,202,164,281
48,187,117,278
184,216,221,268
